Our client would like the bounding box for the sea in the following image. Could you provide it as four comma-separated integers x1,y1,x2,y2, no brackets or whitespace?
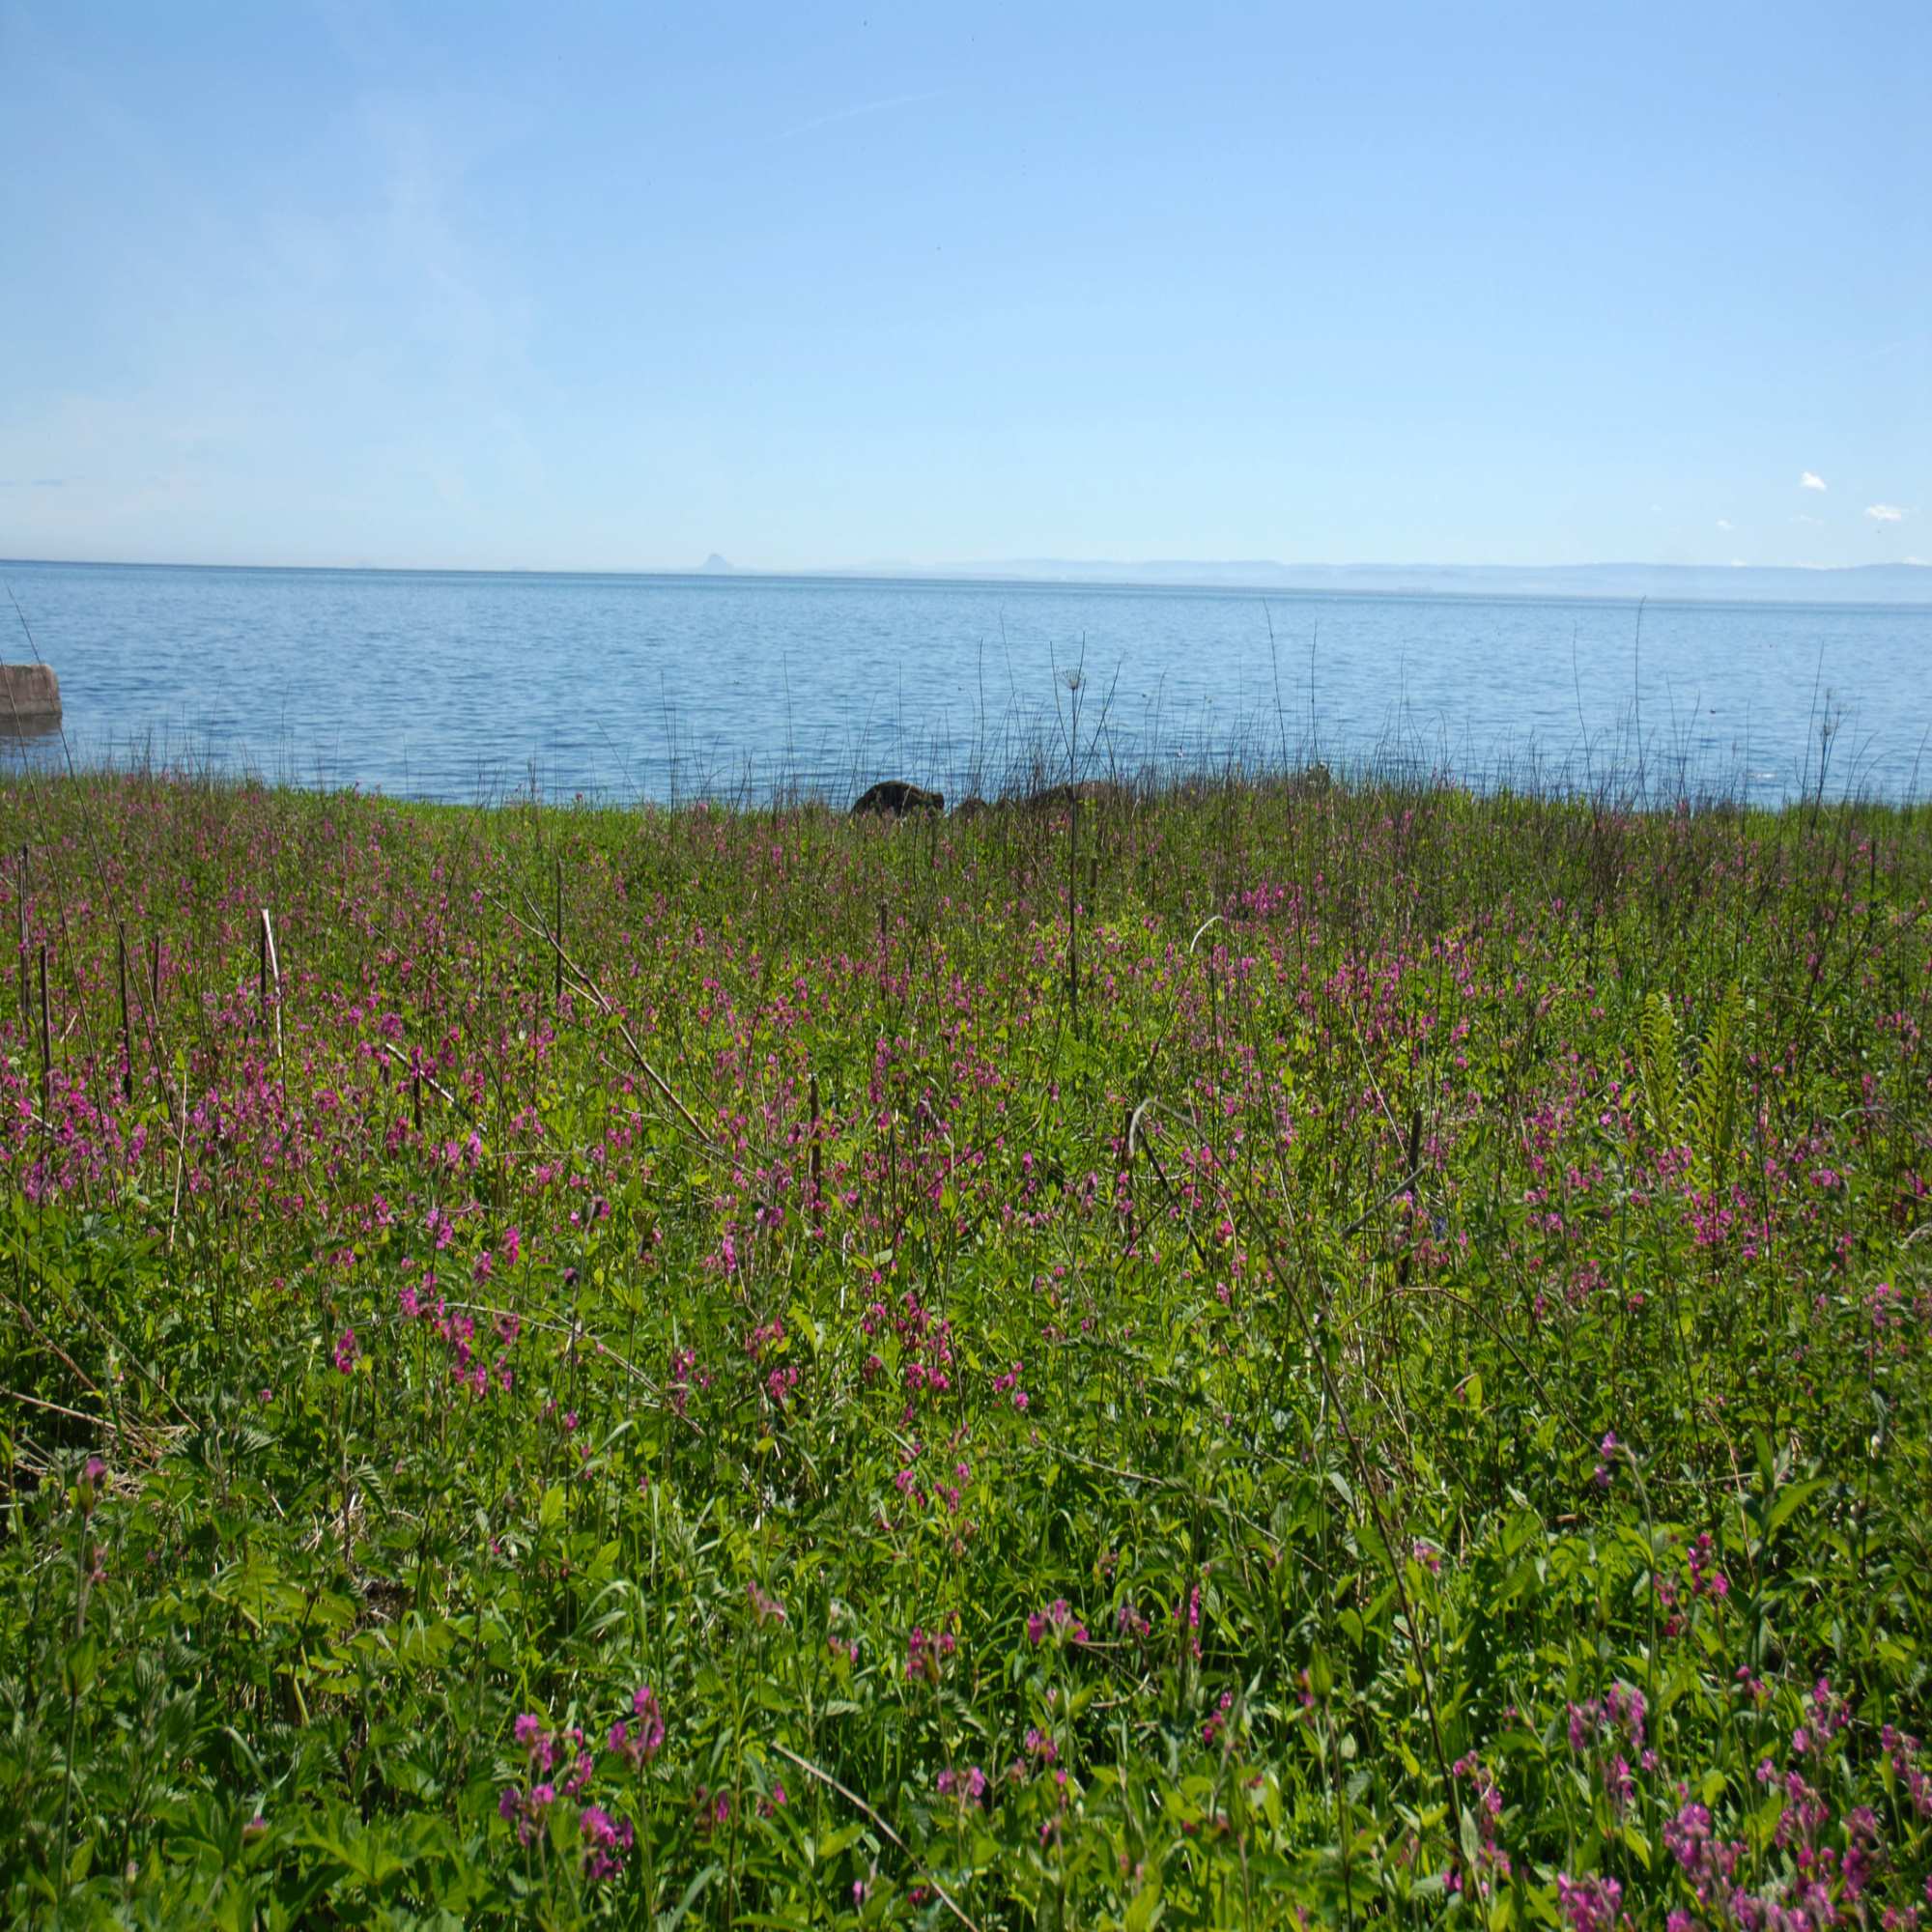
3,560,1929,808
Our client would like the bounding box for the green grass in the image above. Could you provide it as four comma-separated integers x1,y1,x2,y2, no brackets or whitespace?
1,771,1929,1929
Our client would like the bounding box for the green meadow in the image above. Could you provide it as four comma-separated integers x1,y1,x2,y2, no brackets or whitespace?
3,773,1929,1929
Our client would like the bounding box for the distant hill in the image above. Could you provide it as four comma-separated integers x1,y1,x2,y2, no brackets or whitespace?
819,558,1931,606
698,553,736,575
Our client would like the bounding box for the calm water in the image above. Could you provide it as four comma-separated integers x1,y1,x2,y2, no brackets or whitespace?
3,560,1930,806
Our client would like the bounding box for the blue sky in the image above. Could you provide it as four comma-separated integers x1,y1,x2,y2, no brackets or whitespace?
1,0,1925,572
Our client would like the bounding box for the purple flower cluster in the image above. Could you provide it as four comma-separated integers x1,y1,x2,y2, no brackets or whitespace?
1556,1871,1622,1932
1202,1690,1235,1747
577,1804,634,1881
904,1623,956,1684
1027,1597,1087,1645
1881,1725,1932,1820
609,1685,665,1767
499,1692,663,1880
1567,1682,1655,1813
935,1764,987,1804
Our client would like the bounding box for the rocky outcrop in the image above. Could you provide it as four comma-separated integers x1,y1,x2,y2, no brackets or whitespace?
852,780,944,817
1020,779,1129,811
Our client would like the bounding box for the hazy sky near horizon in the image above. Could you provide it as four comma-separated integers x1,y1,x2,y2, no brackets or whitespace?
1,1,1926,574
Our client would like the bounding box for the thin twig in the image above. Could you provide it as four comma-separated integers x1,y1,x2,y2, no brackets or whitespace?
377,1038,466,1112
767,1742,982,1932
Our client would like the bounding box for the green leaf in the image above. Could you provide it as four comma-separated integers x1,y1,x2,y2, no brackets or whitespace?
1125,1875,1164,1932
64,1634,100,1694
1766,1477,1827,1538
661,1862,724,1931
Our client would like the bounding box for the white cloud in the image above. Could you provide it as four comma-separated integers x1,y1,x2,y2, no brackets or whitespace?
1716,518,1734,531
1865,503,1908,523
1791,513,1823,526
1800,471,1827,491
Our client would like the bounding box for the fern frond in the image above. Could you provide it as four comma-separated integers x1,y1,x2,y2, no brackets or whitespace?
1639,990,1680,1144
1690,982,1743,1189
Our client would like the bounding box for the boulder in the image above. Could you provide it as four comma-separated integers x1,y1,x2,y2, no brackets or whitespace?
852,780,943,817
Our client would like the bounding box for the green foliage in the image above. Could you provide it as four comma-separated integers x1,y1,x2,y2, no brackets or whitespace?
1638,990,1680,1148
0,773,1928,1927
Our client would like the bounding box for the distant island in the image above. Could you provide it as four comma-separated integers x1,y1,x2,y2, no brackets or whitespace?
795,556,1931,606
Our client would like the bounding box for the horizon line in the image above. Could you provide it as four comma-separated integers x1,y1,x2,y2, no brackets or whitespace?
6,552,1927,574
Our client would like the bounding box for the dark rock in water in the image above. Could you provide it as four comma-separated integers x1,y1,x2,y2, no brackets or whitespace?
1020,779,1129,811
0,664,60,724
853,781,944,817
951,795,992,818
